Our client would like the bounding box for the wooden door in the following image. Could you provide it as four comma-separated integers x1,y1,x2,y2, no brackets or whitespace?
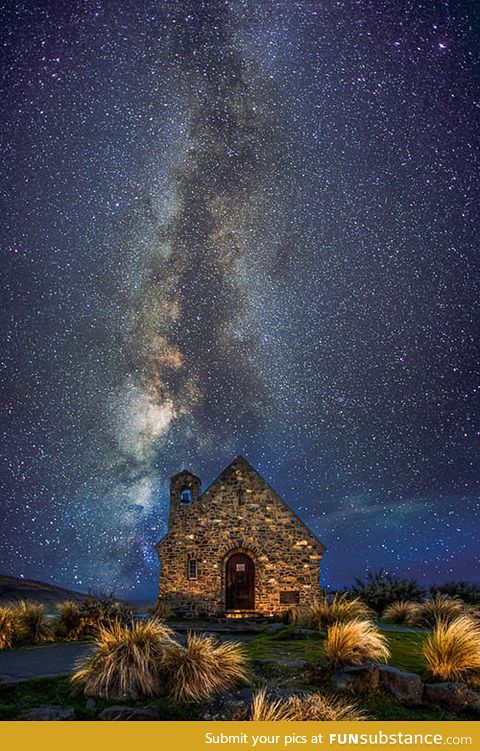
226,553,255,610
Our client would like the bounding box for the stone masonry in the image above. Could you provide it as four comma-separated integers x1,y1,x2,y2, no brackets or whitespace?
157,455,325,616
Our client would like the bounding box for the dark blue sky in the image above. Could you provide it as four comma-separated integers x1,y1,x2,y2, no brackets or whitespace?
1,0,479,598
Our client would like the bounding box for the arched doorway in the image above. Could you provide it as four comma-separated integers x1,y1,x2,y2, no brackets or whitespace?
226,552,255,610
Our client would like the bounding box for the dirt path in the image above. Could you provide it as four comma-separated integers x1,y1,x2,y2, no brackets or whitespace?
0,642,94,683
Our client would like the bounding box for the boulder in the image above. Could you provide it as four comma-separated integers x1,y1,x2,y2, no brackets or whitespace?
23,705,76,721
423,683,480,714
334,664,423,704
333,665,380,694
376,665,423,704
98,706,158,721
201,687,255,720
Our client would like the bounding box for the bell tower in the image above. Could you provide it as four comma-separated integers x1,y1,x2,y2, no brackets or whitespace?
169,469,201,528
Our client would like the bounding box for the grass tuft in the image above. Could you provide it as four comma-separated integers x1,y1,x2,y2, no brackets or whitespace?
407,595,465,628
0,607,16,650
13,600,52,644
423,615,480,683
71,618,173,699
325,619,390,670
250,689,367,721
52,601,83,640
162,632,248,702
383,601,419,624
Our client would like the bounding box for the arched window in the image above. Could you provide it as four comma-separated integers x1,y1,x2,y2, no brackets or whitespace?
180,488,192,505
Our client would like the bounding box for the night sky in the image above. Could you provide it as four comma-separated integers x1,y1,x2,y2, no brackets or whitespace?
1,1,479,599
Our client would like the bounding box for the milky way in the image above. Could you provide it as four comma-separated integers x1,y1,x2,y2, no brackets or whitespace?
1,1,479,597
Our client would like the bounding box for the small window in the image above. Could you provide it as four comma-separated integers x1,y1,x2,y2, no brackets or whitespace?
188,559,198,580
280,591,300,605
180,488,192,505
236,563,246,572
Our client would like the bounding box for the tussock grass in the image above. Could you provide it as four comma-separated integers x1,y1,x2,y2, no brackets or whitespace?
13,600,52,644
148,600,173,621
383,601,420,624
423,615,480,683
71,619,173,699
407,595,465,628
162,632,248,702
52,601,83,640
325,619,390,670
250,689,297,721
310,594,373,630
0,607,16,650
250,689,367,721
284,594,372,631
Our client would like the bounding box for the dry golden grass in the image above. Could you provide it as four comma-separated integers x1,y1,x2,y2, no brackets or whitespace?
283,595,372,631
71,618,173,699
423,615,480,683
250,689,297,721
162,632,248,702
325,619,390,670
53,601,83,640
13,600,52,644
250,690,367,721
310,594,373,630
383,600,419,624
0,607,16,650
148,600,173,621
407,595,465,628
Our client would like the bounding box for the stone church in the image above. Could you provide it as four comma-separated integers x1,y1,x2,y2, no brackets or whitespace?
157,455,325,616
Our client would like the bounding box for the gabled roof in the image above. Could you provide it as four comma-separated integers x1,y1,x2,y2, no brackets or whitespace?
201,455,325,552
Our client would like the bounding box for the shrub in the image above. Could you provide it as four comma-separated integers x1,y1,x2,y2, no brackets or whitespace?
407,595,465,628
13,600,52,644
0,607,16,650
147,600,173,621
250,689,367,721
71,618,173,699
161,632,248,702
77,594,134,635
349,570,425,613
430,581,480,606
52,601,83,640
382,600,419,624
423,615,480,683
325,619,390,670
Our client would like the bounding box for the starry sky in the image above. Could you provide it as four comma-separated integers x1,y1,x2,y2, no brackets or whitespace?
1,0,479,599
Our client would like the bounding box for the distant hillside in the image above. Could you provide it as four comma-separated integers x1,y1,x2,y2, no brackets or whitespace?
0,574,86,608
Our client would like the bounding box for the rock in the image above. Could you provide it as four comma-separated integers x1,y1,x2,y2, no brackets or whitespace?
423,683,480,714
265,623,285,635
334,664,423,704
85,697,96,710
376,665,423,705
98,706,158,721
334,665,380,694
201,688,256,720
23,705,76,721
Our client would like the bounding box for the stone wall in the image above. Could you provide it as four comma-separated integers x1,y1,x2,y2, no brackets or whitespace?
157,456,324,617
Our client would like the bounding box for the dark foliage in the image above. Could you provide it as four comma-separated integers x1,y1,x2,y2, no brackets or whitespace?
349,570,425,613
429,581,480,606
